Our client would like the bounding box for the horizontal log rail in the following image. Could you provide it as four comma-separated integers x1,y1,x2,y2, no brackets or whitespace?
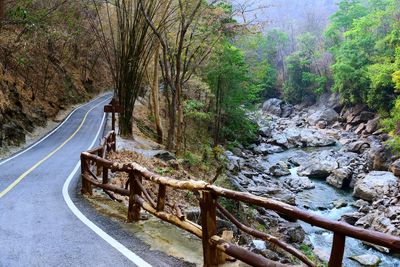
81,128,400,267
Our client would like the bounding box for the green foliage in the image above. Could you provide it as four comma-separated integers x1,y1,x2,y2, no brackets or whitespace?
283,33,327,104
205,40,259,145
382,98,400,153
184,100,212,121
327,0,400,111
183,151,202,167
236,31,289,98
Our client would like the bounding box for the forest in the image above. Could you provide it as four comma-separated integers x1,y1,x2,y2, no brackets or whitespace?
0,0,398,156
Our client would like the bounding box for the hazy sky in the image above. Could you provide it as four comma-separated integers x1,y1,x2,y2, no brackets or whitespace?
231,0,339,33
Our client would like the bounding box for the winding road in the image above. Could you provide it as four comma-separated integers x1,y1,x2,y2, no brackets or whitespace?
0,94,189,267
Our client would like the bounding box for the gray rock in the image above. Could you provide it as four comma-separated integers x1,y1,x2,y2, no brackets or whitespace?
343,140,370,154
297,151,338,178
327,168,352,189
349,254,381,267
253,143,284,155
153,150,176,161
262,98,284,116
341,212,365,225
281,104,293,118
352,199,370,209
362,242,390,254
308,108,339,126
365,118,380,134
269,161,290,177
355,123,366,135
351,111,376,124
283,175,315,191
279,223,305,244
259,126,272,138
369,144,393,171
251,240,266,251
390,159,400,177
333,199,348,209
353,171,399,201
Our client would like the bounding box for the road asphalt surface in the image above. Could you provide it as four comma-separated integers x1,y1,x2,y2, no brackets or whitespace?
0,94,191,267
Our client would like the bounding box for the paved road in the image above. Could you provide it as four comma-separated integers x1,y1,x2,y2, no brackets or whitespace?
0,94,190,267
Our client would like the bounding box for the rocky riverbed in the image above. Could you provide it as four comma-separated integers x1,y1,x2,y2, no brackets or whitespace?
223,96,400,266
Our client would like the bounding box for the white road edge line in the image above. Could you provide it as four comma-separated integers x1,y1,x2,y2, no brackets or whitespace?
62,111,152,266
0,94,108,166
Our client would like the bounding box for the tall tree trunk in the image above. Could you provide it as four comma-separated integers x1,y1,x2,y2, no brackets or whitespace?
175,82,184,153
213,75,222,146
0,0,4,21
167,90,176,150
151,44,163,143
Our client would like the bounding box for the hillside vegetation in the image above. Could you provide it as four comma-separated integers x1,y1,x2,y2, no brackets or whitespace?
0,1,111,148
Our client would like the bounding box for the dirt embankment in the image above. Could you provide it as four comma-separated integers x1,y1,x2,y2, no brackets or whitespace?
0,23,112,152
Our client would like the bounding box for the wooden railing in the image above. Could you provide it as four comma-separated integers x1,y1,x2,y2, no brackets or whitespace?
81,131,400,267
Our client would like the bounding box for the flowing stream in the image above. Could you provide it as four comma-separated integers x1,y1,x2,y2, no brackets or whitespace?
265,148,400,266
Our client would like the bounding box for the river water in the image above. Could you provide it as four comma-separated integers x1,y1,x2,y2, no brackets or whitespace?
265,148,400,266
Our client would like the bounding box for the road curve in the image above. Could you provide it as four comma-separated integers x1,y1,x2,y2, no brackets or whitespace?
0,94,190,267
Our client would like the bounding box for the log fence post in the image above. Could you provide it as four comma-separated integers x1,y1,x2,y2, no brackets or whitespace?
81,154,92,195
96,149,103,176
157,184,166,211
103,166,108,185
328,233,346,267
200,191,224,266
128,172,142,222
112,131,116,152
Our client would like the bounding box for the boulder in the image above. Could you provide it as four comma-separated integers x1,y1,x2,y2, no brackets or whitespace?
307,108,339,126
269,161,290,177
333,199,348,209
390,159,400,177
341,212,365,225
369,144,393,171
259,126,272,138
253,143,284,155
153,150,176,161
365,118,380,134
352,199,370,209
224,151,243,172
353,171,399,201
355,123,366,135
327,168,352,189
283,175,315,191
297,151,338,178
343,105,365,124
281,104,293,118
343,140,370,154
349,254,381,267
316,120,327,129
279,223,305,244
262,98,284,116
351,111,376,125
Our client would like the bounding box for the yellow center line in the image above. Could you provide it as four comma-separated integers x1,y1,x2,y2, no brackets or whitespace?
0,98,109,199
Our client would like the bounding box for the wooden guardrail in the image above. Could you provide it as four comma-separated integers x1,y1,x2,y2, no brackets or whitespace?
81,130,400,267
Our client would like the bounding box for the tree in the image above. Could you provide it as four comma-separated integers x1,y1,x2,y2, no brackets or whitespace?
283,33,327,104
206,41,257,145
326,0,400,111
0,0,4,21
141,0,226,151
90,0,159,136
